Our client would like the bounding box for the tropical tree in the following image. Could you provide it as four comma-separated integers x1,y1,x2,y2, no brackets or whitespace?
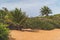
7,8,27,30
0,7,8,23
40,6,52,16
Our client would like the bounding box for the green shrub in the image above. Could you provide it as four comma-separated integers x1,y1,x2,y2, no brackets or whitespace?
0,23,9,40
22,14,60,30
39,21,55,30
24,18,55,30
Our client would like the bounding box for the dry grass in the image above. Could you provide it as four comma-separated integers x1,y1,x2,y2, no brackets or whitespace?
10,29,60,40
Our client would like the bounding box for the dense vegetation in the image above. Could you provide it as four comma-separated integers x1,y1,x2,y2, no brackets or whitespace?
1,6,60,40
0,6,60,30
24,15,60,30
22,6,60,30
0,23,9,40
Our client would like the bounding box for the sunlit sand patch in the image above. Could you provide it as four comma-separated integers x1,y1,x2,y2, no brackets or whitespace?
10,29,60,40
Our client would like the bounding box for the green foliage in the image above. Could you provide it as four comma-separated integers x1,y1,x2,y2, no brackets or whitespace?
1,7,60,30
7,8,27,25
0,23,9,40
0,9,7,23
24,17,55,30
40,6,52,16
44,15,60,28
4,8,27,30
39,20,55,30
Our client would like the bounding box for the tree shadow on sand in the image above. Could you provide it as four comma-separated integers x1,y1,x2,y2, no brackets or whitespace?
20,28,55,32
21,29,39,32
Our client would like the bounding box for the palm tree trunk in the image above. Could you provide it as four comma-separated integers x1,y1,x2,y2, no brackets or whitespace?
46,14,49,16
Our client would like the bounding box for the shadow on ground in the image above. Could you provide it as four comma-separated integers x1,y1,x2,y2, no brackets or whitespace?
20,29,39,32
20,28,55,32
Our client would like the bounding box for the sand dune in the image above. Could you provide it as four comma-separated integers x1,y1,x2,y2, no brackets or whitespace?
10,29,60,40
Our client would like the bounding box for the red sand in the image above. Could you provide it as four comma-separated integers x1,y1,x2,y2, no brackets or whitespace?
10,29,60,40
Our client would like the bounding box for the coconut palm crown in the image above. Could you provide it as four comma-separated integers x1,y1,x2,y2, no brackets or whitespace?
40,6,52,16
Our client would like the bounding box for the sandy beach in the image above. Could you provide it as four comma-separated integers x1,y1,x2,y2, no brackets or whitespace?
10,29,60,40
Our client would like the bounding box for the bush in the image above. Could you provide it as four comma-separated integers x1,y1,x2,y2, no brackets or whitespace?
0,23,9,40
20,14,60,30
24,17,55,30
40,21,55,30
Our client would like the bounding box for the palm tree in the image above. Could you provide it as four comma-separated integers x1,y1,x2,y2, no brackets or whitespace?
7,8,27,30
0,7,8,23
40,6,52,16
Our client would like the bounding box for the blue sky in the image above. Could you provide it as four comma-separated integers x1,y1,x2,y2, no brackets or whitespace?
0,0,60,17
